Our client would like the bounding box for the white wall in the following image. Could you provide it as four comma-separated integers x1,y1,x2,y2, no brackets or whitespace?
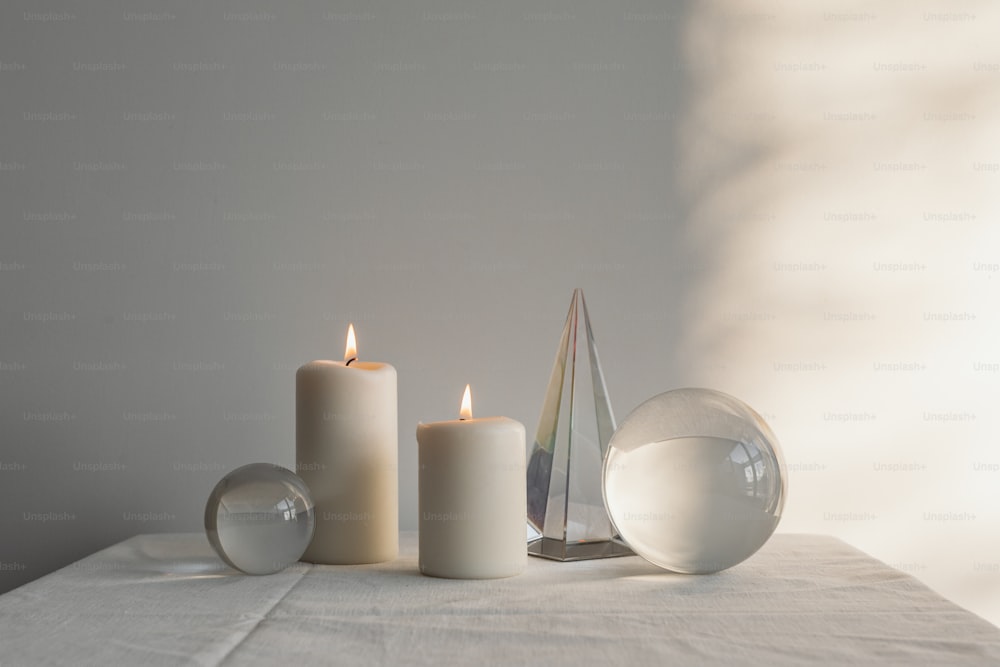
2,0,998,627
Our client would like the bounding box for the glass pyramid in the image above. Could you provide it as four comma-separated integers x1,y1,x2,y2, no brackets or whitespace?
526,289,633,560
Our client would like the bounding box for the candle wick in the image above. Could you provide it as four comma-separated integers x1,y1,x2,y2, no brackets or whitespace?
346,357,357,367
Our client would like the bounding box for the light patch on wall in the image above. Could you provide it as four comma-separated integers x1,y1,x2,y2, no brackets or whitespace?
676,0,1000,627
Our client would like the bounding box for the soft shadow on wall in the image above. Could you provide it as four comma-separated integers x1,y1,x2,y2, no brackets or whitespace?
0,1,695,595
674,1,1000,626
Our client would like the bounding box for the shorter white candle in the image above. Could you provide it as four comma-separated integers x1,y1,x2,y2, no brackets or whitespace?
417,385,527,579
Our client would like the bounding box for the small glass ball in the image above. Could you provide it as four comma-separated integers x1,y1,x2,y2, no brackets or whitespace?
603,388,786,574
205,463,315,575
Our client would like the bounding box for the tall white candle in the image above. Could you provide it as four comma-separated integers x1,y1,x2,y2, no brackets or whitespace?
417,385,527,579
296,324,398,564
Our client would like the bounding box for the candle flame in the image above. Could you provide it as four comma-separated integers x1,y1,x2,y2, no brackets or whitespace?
459,384,473,420
344,323,357,363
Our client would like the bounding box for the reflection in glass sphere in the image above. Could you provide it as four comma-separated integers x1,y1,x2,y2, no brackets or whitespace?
603,388,786,574
205,463,315,575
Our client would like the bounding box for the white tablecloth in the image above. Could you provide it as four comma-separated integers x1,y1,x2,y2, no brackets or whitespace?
1,532,998,666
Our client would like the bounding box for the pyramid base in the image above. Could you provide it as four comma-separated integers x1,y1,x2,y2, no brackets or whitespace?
527,537,634,562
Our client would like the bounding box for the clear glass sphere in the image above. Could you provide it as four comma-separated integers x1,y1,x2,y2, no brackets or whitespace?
603,388,786,574
205,463,315,575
